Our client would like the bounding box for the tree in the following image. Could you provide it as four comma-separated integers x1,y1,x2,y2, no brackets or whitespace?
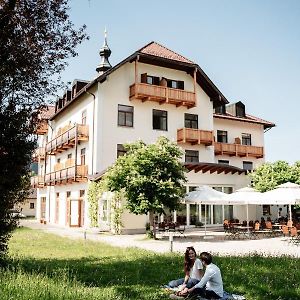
105,137,187,238
0,0,87,264
249,160,300,192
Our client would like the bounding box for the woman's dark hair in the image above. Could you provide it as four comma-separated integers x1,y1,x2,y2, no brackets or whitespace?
200,252,212,265
184,246,197,274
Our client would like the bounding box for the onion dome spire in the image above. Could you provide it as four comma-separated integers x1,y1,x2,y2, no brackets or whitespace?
96,28,112,74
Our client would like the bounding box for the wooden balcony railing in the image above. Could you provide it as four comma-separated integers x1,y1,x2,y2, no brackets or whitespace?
177,128,213,146
35,121,48,135
46,124,89,155
32,147,45,162
45,165,88,185
31,175,45,188
129,83,195,108
214,142,264,158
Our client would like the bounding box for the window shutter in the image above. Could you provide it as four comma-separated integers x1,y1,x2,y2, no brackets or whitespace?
153,76,160,85
141,73,147,83
178,81,184,90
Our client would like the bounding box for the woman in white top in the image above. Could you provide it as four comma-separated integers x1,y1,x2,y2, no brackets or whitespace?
167,246,204,289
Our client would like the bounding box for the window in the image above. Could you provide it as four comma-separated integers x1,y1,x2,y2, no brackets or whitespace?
215,104,226,114
80,148,86,165
167,79,184,90
263,205,271,215
188,186,198,192
242,133,251,145
57,158,61,163
67,153,72,159
236,102,245,117
243,161,253,171
81,110,87,125
141,73,159,85
184,114,198,129
185,150,199,163
117,144,127,158
217,130,228,143
218,160,229,165
118,105,133,127
67,191,71,198
153,109,167,131
30,202,34,209
80,190,85,198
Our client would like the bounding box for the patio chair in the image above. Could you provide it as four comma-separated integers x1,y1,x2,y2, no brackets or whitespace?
175,222,186,238
252,222,265,239
287,220,293,228
168,222,176,233
281,225,289,237
289,226,300,245
158,222,166,236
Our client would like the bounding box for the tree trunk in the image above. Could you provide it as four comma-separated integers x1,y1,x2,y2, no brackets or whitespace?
149,211,157,239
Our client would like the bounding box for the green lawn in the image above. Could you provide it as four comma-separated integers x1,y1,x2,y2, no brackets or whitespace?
1,227,299,300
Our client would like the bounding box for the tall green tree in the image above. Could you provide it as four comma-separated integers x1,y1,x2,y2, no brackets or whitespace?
250,160,300,192
105,137,187,238
0,0,87,263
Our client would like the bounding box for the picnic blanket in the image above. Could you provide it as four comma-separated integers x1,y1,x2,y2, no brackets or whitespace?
167,290,245,300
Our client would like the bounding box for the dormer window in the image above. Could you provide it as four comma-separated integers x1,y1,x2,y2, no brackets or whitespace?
215,104,226,114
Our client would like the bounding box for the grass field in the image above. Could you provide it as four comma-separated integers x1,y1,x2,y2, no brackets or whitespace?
1,227,299,300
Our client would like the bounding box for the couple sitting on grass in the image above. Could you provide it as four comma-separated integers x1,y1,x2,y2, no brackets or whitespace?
165,247,223,299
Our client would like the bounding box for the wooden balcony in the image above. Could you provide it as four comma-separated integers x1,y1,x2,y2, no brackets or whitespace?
31,176,45,188
214,142,264,158
129,83,195,108
46,124,88,155
35,120,48,135
45,165,88,186
177,128,213,146
32,147,45,162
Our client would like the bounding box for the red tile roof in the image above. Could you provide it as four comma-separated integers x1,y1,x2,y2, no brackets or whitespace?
214,112,275,129
39,106,55,120
139,41,194,64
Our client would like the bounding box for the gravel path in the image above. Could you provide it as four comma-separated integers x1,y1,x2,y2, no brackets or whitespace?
20,220,300,257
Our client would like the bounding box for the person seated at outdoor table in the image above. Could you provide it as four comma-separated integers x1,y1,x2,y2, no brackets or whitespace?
176,252,223,299
166,246,204,290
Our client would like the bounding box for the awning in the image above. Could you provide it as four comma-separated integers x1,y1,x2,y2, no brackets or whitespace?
184,162,246,175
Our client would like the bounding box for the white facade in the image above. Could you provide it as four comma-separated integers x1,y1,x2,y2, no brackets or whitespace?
34,42,274,233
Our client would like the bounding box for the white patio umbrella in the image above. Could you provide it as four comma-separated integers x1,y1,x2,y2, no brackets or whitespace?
184,185,227,236
262,182,300,222
223,187,263,233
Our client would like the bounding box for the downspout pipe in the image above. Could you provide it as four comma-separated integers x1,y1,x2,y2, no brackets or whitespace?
84,88,96,175
46,120,54,223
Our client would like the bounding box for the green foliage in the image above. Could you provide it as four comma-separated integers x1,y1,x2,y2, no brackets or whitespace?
110,191,124,234
105,136,187,216
3,227,300,300
250,160,300,192
0,0,87,262
87,181,101,227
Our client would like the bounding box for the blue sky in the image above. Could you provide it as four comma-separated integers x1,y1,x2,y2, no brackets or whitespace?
59,0,300,164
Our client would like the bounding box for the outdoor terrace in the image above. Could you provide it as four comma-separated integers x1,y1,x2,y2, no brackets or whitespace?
32,147,45,162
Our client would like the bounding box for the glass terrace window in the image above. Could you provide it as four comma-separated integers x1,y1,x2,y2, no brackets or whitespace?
185,150,199,163
80,148,86,165
118,104,133,127
184,113,198,129
153,109,167,131
242,133,251,145
217,130,228,143
81,110,87,125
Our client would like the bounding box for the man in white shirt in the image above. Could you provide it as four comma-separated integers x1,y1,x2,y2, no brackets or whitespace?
178,252,223,299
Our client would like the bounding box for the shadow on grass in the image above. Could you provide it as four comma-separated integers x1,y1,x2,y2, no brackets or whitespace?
6,253,300,299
